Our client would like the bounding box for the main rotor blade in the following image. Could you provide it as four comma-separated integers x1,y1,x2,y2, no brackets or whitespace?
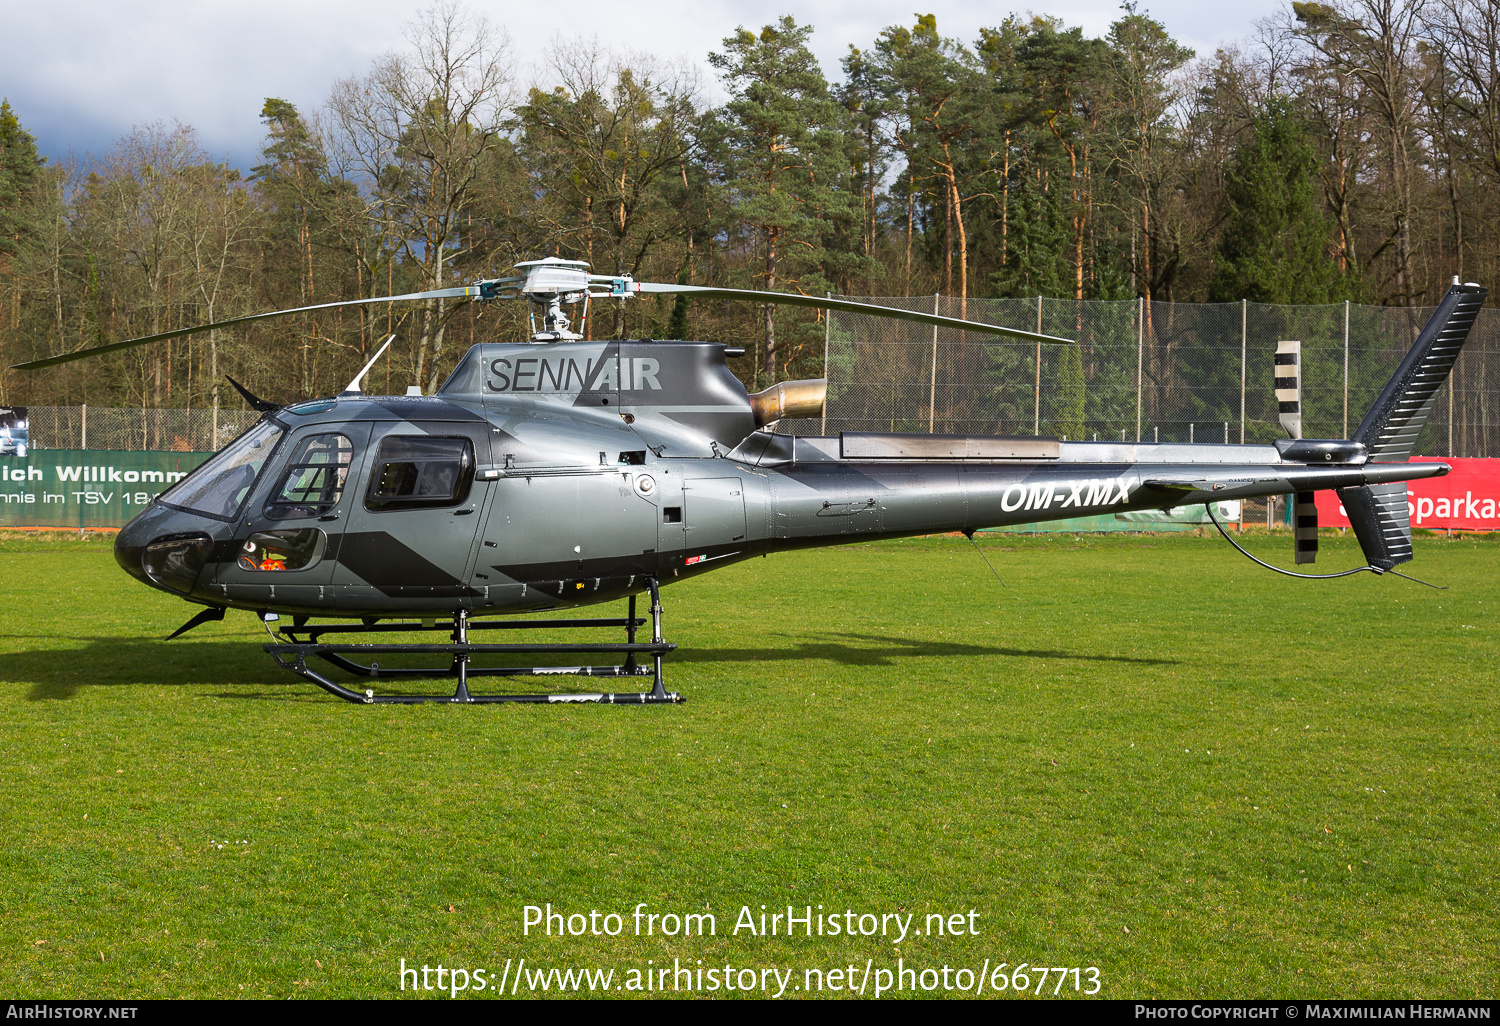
10,286,479,371
625,284,1077,346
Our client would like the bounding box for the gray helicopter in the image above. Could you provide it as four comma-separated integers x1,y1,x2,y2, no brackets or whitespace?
12,260,1487,704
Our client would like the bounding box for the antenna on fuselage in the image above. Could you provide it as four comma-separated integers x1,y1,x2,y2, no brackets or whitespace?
341,335,396,396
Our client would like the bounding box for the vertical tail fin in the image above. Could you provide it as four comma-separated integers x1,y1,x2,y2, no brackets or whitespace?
1340,282,1487,569
1337,481,1413,570
1353,282,1486,463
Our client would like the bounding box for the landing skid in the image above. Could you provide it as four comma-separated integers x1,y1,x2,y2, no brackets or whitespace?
263,580,682,704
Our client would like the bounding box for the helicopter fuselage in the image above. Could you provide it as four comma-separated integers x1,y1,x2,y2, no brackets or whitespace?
113,338,1446,620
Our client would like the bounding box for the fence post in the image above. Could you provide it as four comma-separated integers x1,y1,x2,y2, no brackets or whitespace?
928,293,939,432
1034,295,1042,435
1240,298,1247,444
1343,299,1349,439
1449,350,1455,457
80,404,87,450
1135,296,1144,442
822,292,831,436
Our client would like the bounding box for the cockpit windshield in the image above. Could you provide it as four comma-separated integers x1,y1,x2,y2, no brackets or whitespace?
158,419,286,521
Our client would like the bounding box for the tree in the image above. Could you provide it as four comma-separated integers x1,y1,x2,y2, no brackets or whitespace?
82,124,211,412
0,101,49,403
1006,18,1111,300
253,99,346,394
189,151,257,422
515,44,701,337
1428,0,1500,192
1277,20,1369,283
709,16,860,380
1424,0,1500,281
1102,8,1194,303
1290,0,1425,303
872,16,996,307
326,0,514,391
0,100,44,263
838,47,895,270
1208,97,1347,302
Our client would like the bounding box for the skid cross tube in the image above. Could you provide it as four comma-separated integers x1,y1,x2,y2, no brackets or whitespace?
263,583,681,704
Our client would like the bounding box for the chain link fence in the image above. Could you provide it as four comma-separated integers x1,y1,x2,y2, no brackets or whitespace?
19,295,1500,458
24,406,261,452
815,295,1500,457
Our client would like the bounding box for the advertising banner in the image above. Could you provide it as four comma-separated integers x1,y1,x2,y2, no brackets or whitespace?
0,449,212,529
1314,456,1500,531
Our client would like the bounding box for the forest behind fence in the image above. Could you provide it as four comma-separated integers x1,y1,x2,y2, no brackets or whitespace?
819,295,1500,457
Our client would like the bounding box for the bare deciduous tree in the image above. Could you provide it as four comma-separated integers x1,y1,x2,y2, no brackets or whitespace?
326,0,514,391
1290,0,1426,303
1425,0,1500,204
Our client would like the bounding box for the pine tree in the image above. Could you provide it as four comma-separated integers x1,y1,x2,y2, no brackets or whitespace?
0,99,44,261
709,16,862,380
1208,97,1347,303
871,15,995,304
1051,340,1087,440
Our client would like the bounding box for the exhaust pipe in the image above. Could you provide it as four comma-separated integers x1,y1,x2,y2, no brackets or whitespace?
749,378,826,427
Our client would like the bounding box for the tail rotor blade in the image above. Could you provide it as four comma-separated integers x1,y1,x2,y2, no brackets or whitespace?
1276,340,1302,440
1294,491,1318,565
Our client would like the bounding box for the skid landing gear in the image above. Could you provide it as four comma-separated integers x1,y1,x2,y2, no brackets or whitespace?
263,580,682,705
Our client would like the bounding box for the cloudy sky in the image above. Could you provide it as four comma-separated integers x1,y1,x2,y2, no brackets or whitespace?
5,0,1285,171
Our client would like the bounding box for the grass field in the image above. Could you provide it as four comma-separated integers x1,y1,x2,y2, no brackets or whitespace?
0,529,1495,999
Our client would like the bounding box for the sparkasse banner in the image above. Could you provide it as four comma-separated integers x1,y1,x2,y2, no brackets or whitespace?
0,449,212,529
1314,456,1500,531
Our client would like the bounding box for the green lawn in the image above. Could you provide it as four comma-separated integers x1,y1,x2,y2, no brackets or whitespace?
0,530,1495,999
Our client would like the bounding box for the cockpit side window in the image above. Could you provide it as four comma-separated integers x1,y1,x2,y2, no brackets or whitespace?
159,419,285,522
265,433,353,520
365,436,474,511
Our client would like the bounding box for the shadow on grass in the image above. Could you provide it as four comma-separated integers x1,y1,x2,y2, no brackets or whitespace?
670,632,1177,668
2,639,286,701
6,630,1176,702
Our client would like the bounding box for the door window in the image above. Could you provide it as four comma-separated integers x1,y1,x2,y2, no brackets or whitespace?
365,436,475,511
237,528,325,571
265,433,353,520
